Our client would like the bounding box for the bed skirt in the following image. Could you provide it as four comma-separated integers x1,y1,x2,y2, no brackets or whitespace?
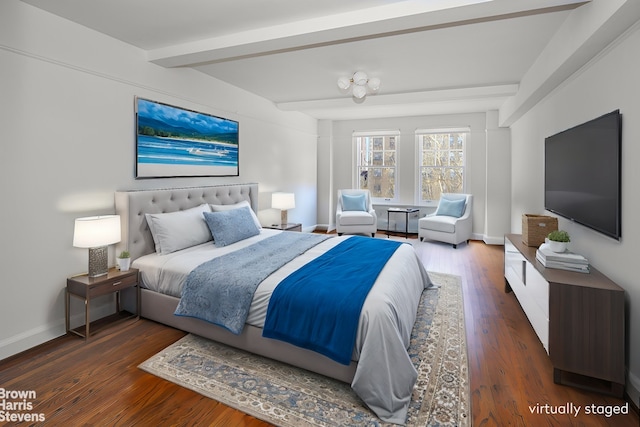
126,288,358,383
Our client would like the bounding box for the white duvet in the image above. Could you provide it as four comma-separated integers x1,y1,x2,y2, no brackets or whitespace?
133,230,430,424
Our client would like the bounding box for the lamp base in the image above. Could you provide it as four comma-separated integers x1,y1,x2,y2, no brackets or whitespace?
280,210,288,225
88,246,109,278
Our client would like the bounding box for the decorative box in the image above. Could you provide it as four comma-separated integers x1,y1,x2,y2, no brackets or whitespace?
522,214,558,247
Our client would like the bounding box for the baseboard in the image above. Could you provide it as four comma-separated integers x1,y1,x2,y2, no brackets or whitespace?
0,322,65,361
314,224,336,233
627,370,640,411
483,234,506,245
0,301,116,361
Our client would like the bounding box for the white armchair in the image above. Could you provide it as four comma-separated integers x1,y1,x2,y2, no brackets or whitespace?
419,193,473,248
336,189,377,237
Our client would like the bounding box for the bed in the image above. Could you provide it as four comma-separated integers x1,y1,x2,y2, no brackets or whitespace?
115,183,431,424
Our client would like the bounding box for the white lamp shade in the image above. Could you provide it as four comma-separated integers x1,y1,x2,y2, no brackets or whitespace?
272,192,296,210
352,71,368,86
337,71,380,99
352,85,367,99
337,76,351,90
73,215,121,248
367,77,381,91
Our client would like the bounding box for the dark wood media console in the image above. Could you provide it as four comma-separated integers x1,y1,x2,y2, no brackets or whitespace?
504,234,625,397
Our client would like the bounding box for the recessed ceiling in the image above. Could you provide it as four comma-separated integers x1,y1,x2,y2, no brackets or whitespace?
20,0,591,120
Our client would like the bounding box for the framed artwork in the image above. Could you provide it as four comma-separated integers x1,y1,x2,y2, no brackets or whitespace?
135,97,239,178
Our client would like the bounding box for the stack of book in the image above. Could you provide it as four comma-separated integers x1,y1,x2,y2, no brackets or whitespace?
536,243,589,273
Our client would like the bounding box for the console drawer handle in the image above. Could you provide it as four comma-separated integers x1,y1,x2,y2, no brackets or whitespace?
112,281,122,286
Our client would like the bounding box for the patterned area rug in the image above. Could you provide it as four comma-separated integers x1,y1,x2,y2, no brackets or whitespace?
139,272,469,426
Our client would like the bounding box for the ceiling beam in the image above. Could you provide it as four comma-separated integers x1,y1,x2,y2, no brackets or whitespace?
147,0,587,68
277,84,518,111
499,0,640,126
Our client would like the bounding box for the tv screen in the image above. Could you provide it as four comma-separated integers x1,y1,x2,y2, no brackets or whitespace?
135,97,239,178
544,110,621,240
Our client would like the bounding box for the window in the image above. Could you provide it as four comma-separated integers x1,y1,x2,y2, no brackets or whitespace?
354,131,399,202
416,128,468,204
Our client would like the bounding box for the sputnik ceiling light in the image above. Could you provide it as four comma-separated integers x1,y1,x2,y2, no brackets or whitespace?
337,71,381,99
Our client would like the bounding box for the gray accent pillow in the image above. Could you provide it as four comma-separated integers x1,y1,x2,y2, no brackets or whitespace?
203,207,260,247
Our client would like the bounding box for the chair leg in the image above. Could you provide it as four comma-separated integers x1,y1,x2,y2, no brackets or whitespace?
453,244,457,249
371,233,375,237
338,233,343,236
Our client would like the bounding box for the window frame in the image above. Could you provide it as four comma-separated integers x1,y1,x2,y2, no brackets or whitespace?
414,127,469,206
353,130,400,204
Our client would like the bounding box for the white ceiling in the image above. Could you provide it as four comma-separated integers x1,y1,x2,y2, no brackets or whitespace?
20,0,594,121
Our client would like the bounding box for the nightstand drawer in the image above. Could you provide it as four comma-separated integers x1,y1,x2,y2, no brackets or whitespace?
89,273,138,297
66,269,138,298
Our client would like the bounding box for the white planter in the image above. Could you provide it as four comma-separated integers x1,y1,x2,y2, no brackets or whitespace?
548,241,567,253
116,257,131,271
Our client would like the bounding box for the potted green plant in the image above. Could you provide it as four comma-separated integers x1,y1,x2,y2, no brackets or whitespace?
116,250,131,271
547,230,570,253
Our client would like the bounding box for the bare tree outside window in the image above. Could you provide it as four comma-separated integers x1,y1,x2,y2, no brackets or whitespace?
417,130,467,203
355,132,399,201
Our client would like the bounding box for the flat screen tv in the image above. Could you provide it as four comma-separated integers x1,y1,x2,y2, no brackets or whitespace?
135,97,239,178
544,110,621,240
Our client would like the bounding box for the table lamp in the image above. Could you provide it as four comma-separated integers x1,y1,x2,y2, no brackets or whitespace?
73,215,121,277
271,192,295,225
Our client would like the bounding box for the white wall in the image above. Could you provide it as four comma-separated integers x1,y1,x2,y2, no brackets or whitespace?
0,0,317,359
318,113,504,242
510,21,640,404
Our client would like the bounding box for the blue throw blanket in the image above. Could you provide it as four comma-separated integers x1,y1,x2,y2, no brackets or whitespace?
174,232,331,334
262,236,403,365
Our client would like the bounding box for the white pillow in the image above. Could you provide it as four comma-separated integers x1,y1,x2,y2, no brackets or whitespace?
210,200,262,229
145,203,212,255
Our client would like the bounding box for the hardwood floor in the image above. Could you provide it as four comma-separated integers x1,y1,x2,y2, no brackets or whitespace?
0,237,637,426
412,238,638,427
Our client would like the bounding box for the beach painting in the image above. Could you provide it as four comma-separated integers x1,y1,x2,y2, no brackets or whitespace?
135,97,239,178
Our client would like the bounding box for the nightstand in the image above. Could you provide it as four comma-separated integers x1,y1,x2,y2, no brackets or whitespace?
265,223,302,232
65,267,140,339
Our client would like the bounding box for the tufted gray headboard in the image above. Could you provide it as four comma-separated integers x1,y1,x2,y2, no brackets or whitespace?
114,183,259,261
